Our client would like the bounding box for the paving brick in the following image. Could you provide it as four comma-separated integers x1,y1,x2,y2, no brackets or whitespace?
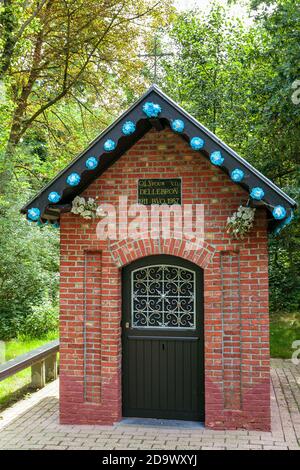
0,360,299,450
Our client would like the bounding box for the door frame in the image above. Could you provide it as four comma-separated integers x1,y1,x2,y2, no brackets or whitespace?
121,254,205,421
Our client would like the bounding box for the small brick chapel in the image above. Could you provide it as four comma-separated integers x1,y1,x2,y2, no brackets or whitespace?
22,85,296,430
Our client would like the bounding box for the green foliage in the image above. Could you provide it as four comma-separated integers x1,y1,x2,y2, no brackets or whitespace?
163,1,299,181
269,191,300,312
0,312,23,342
162,3,251,135
20,302,58,339
0,1,173,341
0,0,172,145
161,0,300,313
0,189,59,340
270,312,300,358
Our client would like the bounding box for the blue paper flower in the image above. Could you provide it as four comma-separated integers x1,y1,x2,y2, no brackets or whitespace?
231,168,244,182
190,136,205,150
142,102,161,118
272,205,287,220
48,191,61,203
274,210,294,235
103,139,116,152
250,187,264,200
171,119,185,133
285,211,294,225
210,150,224,166
85,156,98,170
122,121,136,135
28,207,40,221
66,172,81,186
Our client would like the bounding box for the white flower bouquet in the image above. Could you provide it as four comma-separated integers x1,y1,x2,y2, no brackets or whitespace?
71,196,98,220
226,205,256,239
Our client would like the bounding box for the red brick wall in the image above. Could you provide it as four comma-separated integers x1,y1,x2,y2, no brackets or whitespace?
59,128,270,430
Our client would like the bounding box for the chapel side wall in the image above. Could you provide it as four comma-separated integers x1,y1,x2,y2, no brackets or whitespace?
204,222,270,430
59,127,270,430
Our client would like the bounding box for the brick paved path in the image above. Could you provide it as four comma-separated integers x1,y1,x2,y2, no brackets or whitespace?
0,359,299,450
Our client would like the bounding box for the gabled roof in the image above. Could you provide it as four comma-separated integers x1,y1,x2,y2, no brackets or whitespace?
21,84,296,231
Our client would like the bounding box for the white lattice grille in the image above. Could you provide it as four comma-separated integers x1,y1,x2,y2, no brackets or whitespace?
131,265,196,329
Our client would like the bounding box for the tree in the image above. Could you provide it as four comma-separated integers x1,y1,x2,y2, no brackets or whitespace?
162,3,249,134
161,0,300,312
0,0,172,337
0,0,171,189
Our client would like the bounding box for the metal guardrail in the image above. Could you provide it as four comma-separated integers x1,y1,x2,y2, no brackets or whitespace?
0,339,59,387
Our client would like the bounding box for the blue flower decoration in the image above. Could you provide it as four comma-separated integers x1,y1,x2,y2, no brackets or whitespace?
272,205,287,220
103,139,116,152
285,211,294,225
53,222,60,229
48,191,61,203
190,136,205,150
210,151,224,166
66,172,81,186
231,168,244,182
122,121,136,135
250,187,264,200
171,119,185,133
28,207,40,221
85,156,98,170
274,210,294,235
142,102,161,118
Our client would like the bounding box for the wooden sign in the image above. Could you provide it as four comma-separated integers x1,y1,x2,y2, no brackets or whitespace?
138,178,181,205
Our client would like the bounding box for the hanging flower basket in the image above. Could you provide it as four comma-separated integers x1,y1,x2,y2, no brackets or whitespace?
226,205,256,239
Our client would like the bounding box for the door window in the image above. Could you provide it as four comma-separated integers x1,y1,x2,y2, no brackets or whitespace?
131,265,196,329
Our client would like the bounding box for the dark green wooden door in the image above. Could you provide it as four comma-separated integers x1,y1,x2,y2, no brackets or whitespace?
122,255,204,421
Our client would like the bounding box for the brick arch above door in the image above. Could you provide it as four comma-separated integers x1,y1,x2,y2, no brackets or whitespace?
106,237,216,271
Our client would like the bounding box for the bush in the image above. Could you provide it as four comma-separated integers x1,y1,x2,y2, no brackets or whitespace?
0,193,59,340
0,311,24,341
21,303,59,339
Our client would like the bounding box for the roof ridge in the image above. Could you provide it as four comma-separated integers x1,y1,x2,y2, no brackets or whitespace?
21,85,296,233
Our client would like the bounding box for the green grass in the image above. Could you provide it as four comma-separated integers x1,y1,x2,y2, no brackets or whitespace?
270,312,300,359
0,332,58,411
